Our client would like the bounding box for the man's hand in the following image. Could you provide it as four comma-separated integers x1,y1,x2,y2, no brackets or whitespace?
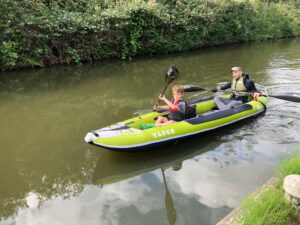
253,92,260,100
211,87,217,92
211,87,220,92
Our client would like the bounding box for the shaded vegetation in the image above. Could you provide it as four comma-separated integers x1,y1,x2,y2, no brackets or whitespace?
0,0,300,71
237,150,300,225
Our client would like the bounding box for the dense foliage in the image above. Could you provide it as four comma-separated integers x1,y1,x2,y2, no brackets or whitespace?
0,0,299,71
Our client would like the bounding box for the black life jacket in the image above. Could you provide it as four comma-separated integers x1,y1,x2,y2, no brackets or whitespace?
185,101,196,119
168,100,196,121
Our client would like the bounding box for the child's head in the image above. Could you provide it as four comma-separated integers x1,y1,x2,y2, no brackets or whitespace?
172,85,184,101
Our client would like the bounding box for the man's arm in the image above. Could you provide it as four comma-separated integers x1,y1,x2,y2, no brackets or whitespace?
220,82,232,90
244,79,261,99
211,82,231,92
155,105,169,110
245,79,257,93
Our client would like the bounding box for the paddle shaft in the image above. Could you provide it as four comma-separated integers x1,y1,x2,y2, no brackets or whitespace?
183,84,210,92
133,64,179,116
154,78,174,108
222,90,300,102
268,94,300,103
183,84,300,103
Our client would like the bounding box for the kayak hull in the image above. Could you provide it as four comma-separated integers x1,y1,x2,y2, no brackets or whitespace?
85,96,267,151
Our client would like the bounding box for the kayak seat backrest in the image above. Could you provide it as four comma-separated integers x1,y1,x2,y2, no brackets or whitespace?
185,105,196,119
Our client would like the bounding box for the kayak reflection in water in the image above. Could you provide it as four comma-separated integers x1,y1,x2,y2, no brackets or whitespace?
154,85,187,127
211,66,261,110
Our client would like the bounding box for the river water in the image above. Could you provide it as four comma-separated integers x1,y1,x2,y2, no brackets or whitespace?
0,38,300,225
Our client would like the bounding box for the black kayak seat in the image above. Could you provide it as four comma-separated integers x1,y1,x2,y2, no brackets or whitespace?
186,104,253,125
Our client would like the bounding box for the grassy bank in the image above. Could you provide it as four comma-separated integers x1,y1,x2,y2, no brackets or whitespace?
1,0,300,71
237,151,300,225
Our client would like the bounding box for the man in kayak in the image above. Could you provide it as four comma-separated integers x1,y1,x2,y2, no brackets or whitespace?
211,67,261,109
154,85,187,127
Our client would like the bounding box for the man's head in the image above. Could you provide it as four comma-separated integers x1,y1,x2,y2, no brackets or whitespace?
172,85,184,101
231,66,243,80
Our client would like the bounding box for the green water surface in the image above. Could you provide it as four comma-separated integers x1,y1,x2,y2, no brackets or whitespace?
0,38,300,225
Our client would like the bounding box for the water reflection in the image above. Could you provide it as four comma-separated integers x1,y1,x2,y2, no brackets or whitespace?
1,140,231,225
162,168,177,225
92,135,219,187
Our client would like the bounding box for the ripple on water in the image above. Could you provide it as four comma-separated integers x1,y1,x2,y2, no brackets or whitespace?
268,57,300,68
263,101,300,142
260,54,300,144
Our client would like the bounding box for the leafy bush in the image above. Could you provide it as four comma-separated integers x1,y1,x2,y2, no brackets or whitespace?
0,0,299,71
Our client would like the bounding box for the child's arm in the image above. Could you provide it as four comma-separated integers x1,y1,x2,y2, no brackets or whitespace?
159,95,178,110
154,105,169,110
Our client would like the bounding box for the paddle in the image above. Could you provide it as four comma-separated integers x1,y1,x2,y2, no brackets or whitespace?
153,64,180,109
183,84,300,103
183,84,210,92
266,94,300,103
132,65,179,116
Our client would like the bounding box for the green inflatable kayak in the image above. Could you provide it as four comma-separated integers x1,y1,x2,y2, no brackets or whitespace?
84,94,268,151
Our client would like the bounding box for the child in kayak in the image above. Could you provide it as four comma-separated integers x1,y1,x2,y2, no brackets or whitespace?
154,85,187,127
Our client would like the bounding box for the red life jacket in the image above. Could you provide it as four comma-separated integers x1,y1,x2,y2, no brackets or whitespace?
169,100,196,120
168,100,189,121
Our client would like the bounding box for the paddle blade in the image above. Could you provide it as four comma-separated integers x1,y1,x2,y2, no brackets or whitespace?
165,64,180,82
270,94,300,103
183,85,209,92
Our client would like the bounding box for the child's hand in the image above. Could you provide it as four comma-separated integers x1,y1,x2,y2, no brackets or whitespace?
159,94,167,101
153,105,159,110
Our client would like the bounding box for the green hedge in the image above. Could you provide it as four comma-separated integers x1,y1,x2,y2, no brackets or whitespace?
0,0,299,71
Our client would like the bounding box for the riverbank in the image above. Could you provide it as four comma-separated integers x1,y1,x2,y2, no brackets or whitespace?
218,150,300,225
1,0,300,71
